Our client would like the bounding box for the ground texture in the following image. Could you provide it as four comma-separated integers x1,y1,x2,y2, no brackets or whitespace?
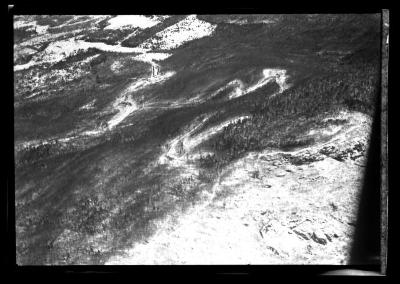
14,14,380,265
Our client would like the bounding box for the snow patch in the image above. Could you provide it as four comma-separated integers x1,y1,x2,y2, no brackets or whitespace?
14,38,150,71
139,15,217,50
107,70,175,129
122,70,175,95
81,129,104,137
156,115,249,174
14,18,49,34
240,68,289,97
14,37,173,72
133,52,171,63
208,68,290,101
321,125,343,136
34,23,49,34
262,69,290,92
104,15,161,30
79,100,96,111
14,61,37,72
107,95,138,129
226,18,275,25
14,19,35,29
157,115,212,167
110,60,123,73
43,39,146,59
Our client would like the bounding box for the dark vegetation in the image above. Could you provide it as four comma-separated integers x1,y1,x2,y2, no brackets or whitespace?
14,50,35,66
14,51,149,143
35,15,74,27
196,59,379,171
14,14,381,265
52,47,100,69
80,28,135,45
47,16,102,34
190,14,380,172
14,27,37,44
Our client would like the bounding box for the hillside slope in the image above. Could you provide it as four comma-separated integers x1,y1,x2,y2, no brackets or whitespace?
14,14,380,265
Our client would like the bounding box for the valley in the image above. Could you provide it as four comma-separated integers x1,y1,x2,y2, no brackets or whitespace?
13,14,381,265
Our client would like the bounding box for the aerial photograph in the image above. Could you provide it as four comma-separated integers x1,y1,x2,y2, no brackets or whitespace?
13,14,382,265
